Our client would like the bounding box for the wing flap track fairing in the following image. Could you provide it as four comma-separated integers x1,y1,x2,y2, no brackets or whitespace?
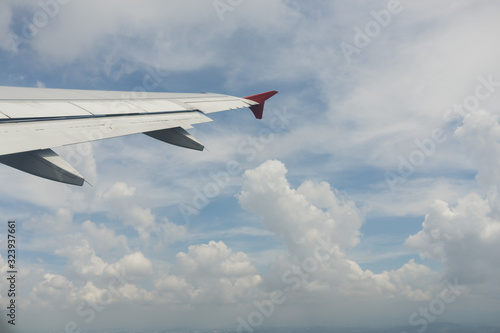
144,127,204,151
0,149,84,186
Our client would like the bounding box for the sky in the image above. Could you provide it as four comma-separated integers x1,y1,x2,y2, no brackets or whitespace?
0,0,500,332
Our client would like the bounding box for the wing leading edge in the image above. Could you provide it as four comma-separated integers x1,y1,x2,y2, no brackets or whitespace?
0,86,278,185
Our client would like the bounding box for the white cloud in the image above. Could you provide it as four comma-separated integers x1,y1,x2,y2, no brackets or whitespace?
176,241,256,277
238,160,364,252
106,251,153,280
30,243,155,310
102,181,136,200
13,156,500,328
29,273,76,309
403,108,500,298
55,239,108,276
81,220,130,253
238,160,440,306
406,193,500,287
231,160,451,327
156,240,262,304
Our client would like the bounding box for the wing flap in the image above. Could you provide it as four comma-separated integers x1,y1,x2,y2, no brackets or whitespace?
178,95,257,114
185,100,255,113
0,86,226,100
69,100,145,115
0,101,92,118
127,99,188,113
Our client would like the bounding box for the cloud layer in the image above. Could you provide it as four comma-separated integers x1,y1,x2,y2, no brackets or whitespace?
1,0,500,331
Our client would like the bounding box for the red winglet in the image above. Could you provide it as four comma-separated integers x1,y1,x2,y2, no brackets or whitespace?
243,90,278,119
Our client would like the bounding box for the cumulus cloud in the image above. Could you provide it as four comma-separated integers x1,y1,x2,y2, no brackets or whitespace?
14,156,496,328
238,160,363,253
404,109,500,298
238,160,440,308
162,240,262,304
32,239,155,308
29,273,76,309
405,109,500,289
102,181,136,201
28,255,155,315
106,252,153,279
406,193,500,287
55,239,108,276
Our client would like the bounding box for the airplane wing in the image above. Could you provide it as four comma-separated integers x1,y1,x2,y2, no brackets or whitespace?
0,86,277,186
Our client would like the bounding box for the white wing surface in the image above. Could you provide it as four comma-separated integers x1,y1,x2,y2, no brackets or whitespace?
0,86,277,185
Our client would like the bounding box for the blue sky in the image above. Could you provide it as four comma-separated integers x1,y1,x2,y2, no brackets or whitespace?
1,1,500,332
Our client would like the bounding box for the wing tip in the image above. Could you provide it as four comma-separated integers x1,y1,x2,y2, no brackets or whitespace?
243,90,278,119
